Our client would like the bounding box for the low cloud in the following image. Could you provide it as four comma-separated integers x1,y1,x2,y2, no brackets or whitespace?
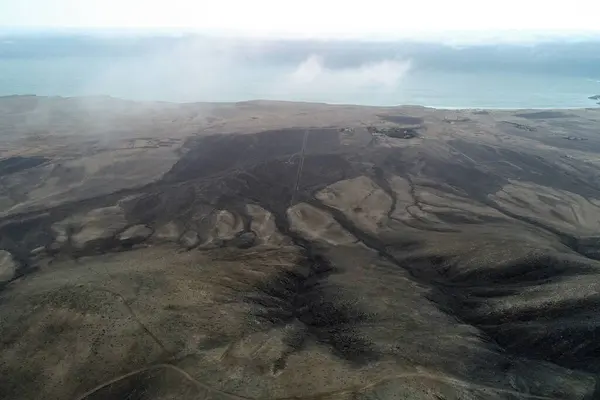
270,55,412,103
4,36,415,105
82,38,241,102
82,45,413,104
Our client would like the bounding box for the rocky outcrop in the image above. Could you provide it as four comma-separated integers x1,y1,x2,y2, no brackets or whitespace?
502,121,537,131
211,210,244,241
179,230,200,249
152,221,182,242
287,203,358,246
0,250,16,284
367,125,419,138
51,205,127,253
246,204,288,245
316,176,392,233
490,180,600,235
117,224,153,245
229,231,257,249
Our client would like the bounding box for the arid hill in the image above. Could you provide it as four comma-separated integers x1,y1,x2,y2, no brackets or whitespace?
2,95,600,399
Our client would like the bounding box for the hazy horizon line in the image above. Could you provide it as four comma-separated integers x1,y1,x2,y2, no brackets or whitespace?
2,26,600,45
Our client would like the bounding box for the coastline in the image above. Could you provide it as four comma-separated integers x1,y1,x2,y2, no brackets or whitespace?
1,93,599,111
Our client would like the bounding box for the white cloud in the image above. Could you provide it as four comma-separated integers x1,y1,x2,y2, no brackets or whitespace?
271,55,412,101
75,39,412,104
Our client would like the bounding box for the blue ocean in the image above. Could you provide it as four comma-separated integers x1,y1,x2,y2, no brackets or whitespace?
1,33,599,108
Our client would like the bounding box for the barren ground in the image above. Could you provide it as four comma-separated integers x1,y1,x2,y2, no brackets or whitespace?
2,95,600,399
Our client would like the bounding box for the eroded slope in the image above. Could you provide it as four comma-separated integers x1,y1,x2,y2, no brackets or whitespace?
2,97,600,399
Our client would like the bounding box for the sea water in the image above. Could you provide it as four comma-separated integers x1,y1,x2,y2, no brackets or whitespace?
1,35,599,109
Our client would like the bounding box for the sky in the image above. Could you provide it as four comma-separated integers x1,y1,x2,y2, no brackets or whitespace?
1,0,600,40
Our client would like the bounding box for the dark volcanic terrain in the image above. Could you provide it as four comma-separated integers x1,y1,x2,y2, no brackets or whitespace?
2,96,600,399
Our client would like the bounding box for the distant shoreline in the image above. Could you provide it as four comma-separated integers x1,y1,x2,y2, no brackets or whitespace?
1,94,598,112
